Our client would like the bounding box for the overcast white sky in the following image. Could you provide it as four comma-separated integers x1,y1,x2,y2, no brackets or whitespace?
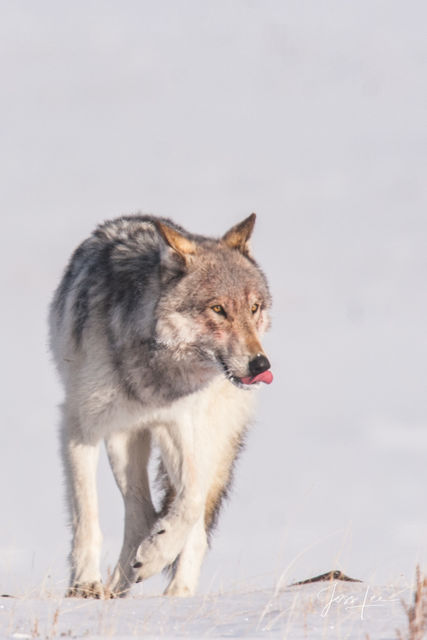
0,1,426,596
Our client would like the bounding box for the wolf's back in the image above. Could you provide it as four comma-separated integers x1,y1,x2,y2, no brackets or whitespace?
49,216,168,360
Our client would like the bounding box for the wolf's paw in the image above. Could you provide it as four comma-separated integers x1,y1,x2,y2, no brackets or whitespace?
132,527,178,581
66,581,105,599
164,582,193,597
107,581,133,599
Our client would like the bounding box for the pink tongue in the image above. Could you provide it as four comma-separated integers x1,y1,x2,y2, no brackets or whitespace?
240,370,273,385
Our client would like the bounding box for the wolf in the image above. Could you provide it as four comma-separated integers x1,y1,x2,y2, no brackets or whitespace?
49,213,272,599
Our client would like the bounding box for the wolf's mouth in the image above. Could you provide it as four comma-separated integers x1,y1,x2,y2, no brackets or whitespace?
240,370,273,385
217,357,273,388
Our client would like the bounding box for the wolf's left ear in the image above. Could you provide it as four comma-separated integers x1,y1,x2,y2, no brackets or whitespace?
156,221,197,263
222,213,256,256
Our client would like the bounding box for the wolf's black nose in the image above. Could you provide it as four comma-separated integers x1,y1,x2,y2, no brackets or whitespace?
249,354,271,376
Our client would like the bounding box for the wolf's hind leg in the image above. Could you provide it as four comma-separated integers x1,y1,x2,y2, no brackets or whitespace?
61,411,103,598
105,429,156,597
164,515,208,597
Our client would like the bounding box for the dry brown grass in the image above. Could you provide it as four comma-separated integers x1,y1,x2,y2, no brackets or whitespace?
396,566,427,640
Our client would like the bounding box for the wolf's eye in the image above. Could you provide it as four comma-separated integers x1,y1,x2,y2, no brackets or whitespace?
211,304,226,317
251,303,260,314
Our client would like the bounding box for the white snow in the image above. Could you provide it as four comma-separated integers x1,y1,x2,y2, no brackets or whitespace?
0,581,412,639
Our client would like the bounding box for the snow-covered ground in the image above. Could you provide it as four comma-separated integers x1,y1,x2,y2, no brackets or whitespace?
1,1,426,637
0,580,413,639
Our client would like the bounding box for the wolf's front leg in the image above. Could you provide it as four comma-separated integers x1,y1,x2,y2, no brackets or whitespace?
132,424,205,583
61,412,104,598
163,514,208,597
105,430,157,597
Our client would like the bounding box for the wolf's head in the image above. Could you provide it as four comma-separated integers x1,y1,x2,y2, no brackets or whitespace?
155,214,272,389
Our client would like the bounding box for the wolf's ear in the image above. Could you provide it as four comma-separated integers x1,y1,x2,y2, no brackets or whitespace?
222,213,256,256
156,221,197,262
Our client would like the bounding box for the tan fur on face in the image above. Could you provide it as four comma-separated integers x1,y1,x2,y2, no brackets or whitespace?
193,290,268,378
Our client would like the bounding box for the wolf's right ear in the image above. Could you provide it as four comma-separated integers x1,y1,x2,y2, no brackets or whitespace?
156,221,197,263
222,213,256,256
